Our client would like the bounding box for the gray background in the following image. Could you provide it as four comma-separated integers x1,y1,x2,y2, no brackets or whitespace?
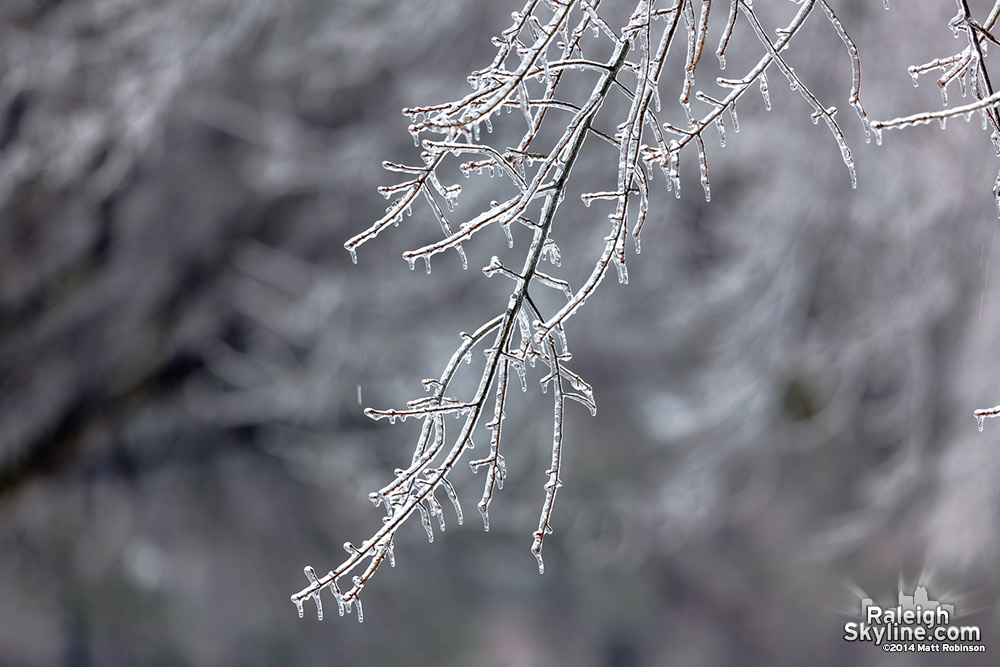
2,0,1000,665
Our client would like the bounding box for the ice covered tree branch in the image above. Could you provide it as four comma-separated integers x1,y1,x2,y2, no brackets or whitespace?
872,0,1000,218
291,0,905,621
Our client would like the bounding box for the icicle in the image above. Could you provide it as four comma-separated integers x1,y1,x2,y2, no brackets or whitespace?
698,142,711,202
532,543,545,574
974,406,1000,431
333,585,345,617
444,186,461,211
759,71,771,111
517,83,532,127
729,103,739,133
555,326,569,356
518,310,532,346
514,362,527,392
940,85,948,107
715,116,726,147
424,257,432,274
667,143,681,198
614,257,629,284
430,496,447,532
416,502,435,542
355,597,364,623
717,53,726,69
293,597,304,618
908,66,919,88
348,248,358,264
443,482,463,526
406,256,416,271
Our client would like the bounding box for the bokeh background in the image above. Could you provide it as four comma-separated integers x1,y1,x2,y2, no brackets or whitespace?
3,0,1000,665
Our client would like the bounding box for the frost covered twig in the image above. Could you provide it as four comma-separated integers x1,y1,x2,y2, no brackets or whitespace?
873,0,1000,214
871,89,1000,137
